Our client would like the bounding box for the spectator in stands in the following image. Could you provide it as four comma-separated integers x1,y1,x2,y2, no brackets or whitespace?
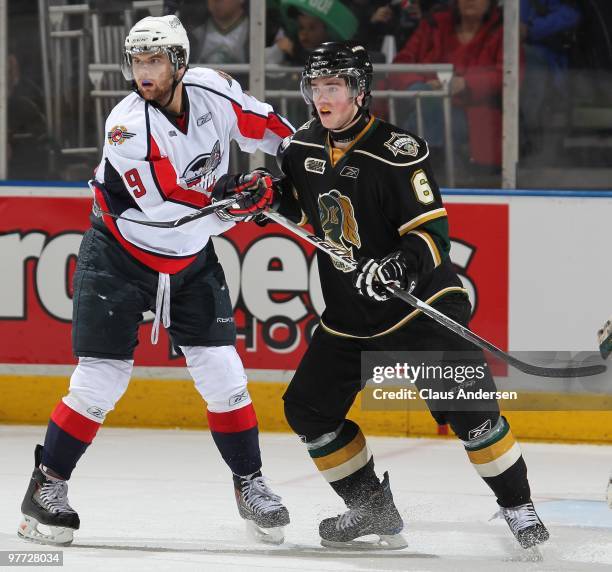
520,0,581,86
349,0,448,55
519,0,581,153
386,0,507,174
191,0,249,64
7,53,50,179
267,0,358,64
266,11,332,66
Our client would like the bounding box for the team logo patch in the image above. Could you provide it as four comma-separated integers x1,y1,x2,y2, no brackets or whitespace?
340,165,359,178
468,419,492,440
214,69,233,86
318,190,361,273
181,140,222,190
305,157,326,174
384,132,420,157
197,112,212,126
107,125,136,146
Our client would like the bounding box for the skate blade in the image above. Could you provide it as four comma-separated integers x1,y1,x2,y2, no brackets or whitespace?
245,520,285,545
17,515,74,546
321,533,408,551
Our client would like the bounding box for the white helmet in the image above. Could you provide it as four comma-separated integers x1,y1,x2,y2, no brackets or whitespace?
122,15,190,81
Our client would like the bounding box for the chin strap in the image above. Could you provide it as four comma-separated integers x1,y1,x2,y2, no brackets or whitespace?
329,109,370,144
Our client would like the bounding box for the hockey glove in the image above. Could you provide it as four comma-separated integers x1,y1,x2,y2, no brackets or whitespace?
212,169,277,222
353,251,417,302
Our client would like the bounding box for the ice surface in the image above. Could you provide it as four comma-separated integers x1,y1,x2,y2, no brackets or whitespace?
1,426,611,571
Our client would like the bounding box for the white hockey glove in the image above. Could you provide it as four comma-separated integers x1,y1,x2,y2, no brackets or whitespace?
211,169,277,222
598,319,612,360
353,251,417,302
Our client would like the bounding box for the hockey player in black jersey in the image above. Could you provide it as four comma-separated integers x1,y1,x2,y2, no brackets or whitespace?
217,42,549,552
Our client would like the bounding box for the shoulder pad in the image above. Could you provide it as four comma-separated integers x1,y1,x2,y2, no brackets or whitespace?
186,67,238,94
276,134,294,174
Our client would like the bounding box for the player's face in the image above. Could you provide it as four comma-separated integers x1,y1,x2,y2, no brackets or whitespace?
311,77,359,130
132,52,175,103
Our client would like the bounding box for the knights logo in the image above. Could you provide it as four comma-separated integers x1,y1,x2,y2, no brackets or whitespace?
107,125,136,146
384,132,420,157
182,140,222,189
318,190,361,273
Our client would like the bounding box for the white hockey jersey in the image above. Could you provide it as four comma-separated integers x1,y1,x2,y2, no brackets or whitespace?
93,67,294,274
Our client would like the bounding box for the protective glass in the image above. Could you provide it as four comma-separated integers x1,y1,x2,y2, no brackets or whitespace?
121,47,176,81
300,71,361,105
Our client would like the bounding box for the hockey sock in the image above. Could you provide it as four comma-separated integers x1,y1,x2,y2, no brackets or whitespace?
207,403,262,476
306,420,380,507
42,401,101,479
463,416,530,507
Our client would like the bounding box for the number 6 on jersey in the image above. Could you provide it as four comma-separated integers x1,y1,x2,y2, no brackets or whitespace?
411,169,434,205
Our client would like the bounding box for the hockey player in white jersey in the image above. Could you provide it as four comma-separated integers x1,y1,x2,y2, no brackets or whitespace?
18,15,293,546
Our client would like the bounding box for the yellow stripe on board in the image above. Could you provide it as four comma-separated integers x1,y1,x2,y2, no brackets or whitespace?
1,375,612,443
467,430,516,465
312,431,366,471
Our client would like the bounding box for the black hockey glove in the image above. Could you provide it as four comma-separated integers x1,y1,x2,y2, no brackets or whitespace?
353,251,417,302
212,169,277,222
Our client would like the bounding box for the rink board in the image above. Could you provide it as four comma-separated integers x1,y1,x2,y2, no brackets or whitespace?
0,185,611,442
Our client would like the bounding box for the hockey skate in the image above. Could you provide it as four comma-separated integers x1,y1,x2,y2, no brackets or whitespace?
18,445,80,546
234,473,290,544
319,472,407,550
492,500,549,561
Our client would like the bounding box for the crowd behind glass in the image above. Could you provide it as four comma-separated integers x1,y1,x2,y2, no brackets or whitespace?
8,0,611,189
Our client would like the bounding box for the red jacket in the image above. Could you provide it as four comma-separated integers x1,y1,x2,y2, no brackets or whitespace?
389,8,509,166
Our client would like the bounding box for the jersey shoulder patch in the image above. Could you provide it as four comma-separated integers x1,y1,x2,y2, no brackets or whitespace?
104,95,147,159
185,67,239,96
358,120,428,166
292,118,325,145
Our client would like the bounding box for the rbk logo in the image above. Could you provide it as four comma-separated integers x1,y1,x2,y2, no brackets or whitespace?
340,166,359,178
468,419,492,440
197,112,212,126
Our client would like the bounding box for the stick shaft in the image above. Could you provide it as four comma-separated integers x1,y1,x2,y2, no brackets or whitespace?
264,210,605,379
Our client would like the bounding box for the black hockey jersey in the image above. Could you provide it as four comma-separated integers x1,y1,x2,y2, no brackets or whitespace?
278,116,467,338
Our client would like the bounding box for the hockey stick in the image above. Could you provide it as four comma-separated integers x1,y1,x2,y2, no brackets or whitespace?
88,180,249,229
263,209,606,379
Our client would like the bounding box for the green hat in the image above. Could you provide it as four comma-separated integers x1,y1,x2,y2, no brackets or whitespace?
280,0,358,41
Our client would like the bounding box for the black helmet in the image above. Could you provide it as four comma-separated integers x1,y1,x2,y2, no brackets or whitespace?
301,42,373,110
